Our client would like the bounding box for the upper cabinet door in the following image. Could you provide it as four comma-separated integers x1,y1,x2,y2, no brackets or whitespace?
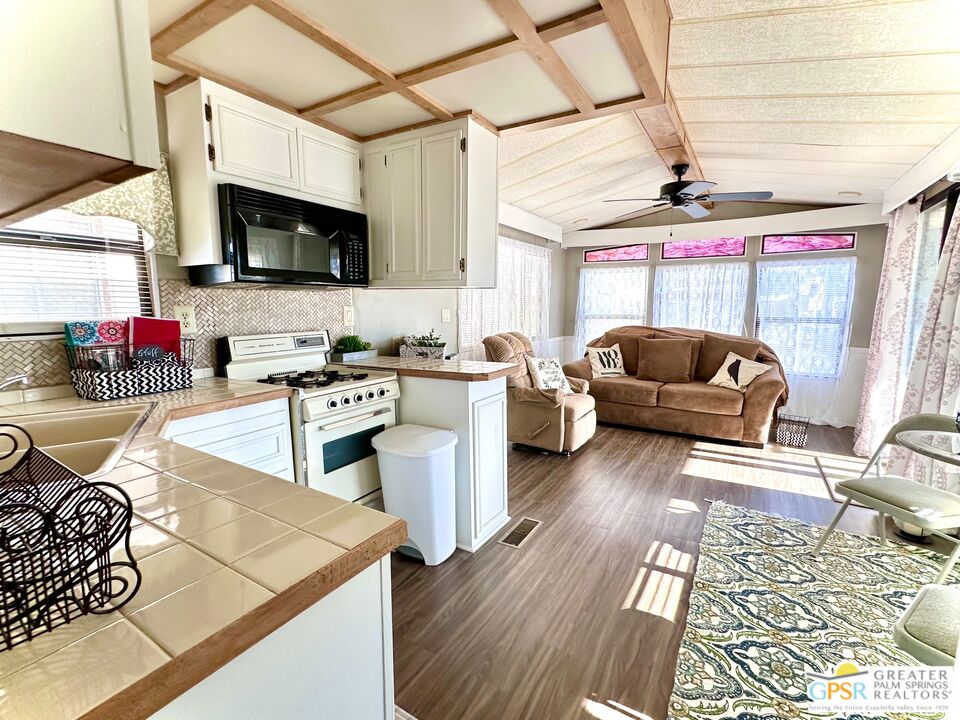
298,129,361,205
420,129,463,282
209,98,299,189
364,150,388,282
385,140,422,281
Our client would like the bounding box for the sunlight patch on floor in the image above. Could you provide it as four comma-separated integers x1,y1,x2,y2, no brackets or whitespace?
582,698,653,720
622,541,691,621
666,498,701,514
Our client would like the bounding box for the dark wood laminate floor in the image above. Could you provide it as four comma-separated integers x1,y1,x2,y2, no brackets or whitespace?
390,425,923,720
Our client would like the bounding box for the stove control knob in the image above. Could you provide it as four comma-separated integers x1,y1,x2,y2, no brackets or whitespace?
365,390,376,400
342,396,351,406
377,387,387,398
354,393,364,404
327,399,338,409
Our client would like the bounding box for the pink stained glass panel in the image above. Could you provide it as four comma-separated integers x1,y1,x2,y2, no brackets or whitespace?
762,234,856,254
584,243,649,263
661,237,746,259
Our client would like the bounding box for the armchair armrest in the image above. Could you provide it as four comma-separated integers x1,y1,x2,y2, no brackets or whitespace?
562,358,592,382
742,368,787,445
509,386,564,408
567,376,589,394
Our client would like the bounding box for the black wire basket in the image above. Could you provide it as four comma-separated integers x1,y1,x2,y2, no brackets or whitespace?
0,424,140,652
776,413,810,448
64,338,195,401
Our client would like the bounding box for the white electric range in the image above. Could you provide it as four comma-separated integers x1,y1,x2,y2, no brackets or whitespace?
219,331,398,503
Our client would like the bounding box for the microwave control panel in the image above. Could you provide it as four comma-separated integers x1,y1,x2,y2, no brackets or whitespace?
343,234,368,284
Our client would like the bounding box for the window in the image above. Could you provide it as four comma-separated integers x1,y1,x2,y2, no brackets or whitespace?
761,233,856,254
458,237,551,360
755,257,856,378
0,210,154,335
574,266,648,353
661,237,746,260
584,243,648,263
653,262,748,335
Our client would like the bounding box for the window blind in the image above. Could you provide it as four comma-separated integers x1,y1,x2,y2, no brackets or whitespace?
653,262,748,335
0,210,154,335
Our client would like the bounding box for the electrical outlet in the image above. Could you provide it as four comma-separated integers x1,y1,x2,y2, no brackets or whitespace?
441,308,452,323
343,306,355,327
172,306,197,335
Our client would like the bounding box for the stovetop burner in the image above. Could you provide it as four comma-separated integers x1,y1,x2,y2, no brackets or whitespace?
256,369,370,389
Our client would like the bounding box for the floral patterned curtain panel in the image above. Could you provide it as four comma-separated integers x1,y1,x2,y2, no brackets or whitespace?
65,152,178,256
852,200,923,456
888,203,960,494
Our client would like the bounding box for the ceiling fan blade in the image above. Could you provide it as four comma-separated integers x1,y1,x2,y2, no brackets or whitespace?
677,181,716,197
603,198,663,203
700,191,774,202
679,202,711,219
614,202,670,220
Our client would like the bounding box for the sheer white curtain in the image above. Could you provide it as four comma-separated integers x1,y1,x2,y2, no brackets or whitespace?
653,262,748,334
574,266,648,355
458,236,551,360
756,257,856,426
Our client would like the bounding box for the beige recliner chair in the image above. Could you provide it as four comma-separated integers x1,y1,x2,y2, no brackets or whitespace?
483,332,597,455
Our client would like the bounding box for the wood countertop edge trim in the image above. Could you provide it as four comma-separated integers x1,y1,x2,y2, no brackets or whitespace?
344,362,518,382
80,518,407,720
151,387,296,437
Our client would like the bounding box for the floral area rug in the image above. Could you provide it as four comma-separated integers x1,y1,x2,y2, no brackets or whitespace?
667,501,957,720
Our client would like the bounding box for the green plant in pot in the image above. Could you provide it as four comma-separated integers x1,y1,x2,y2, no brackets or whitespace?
401,329,446,359
330,334,377,362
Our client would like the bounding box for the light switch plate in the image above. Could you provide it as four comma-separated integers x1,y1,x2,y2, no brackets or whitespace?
441,308,452,323
343,306,355,326
172,306,197,334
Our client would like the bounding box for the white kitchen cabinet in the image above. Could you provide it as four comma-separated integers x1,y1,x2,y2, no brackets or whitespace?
161,398,295,481
166,78,362,266
150,558,394,720
363,118,498,288
0,0,159,226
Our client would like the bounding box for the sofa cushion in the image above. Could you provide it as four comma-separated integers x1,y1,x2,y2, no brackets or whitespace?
563,393,596,422
637,337,698,383
602,331,649,375
589,376,662,407
696,333,762,381
659,381,744,416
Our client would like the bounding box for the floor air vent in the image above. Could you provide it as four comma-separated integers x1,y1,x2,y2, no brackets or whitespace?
497,517,542,548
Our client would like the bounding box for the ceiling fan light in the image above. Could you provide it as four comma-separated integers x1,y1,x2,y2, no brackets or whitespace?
838,190,862,198
573,218,588,225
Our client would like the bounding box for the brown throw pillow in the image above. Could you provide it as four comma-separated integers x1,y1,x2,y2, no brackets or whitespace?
696,333,762,381
603,332,643,376
636,337,698,383
655,332,703,379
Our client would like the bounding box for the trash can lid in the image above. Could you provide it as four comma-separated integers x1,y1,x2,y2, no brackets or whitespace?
372,424,458,457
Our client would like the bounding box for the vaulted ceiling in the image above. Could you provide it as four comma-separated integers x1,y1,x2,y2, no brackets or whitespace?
151,0,960,232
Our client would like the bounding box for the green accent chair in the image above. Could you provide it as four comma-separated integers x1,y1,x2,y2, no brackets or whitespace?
893,584,959,666
813,414,960,584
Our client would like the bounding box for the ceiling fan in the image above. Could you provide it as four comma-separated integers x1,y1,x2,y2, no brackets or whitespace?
604,163,773,220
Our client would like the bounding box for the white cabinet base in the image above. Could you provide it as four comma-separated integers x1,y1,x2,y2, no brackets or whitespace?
393,376,509,552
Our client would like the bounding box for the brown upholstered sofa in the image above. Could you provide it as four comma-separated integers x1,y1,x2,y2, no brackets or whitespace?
483,332,597,454
562,326,788,447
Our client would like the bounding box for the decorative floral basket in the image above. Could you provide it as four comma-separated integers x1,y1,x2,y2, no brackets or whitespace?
0,425,140,652
64,339,194,401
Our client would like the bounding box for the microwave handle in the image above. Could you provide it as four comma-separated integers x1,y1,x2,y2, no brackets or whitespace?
318,407,391,432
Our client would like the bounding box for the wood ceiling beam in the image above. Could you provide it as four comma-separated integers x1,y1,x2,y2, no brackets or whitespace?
153,54,361,142
360,111,500,143
486,0,595,113
251,0,453,121
597,0,670,103
633,86,704,180
152,0,252,57
498,93,657,134
300,6,606,119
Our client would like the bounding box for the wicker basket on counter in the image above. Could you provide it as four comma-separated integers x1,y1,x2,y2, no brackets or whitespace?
0,424,140,652
64,338,194,401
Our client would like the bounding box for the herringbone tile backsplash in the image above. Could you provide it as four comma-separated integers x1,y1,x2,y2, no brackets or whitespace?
0,281,352,388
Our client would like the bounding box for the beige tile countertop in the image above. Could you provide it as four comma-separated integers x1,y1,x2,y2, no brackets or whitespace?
343,355,516,381
0,379,406,720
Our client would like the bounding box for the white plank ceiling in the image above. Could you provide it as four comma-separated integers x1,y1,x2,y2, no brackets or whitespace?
150,0,960,231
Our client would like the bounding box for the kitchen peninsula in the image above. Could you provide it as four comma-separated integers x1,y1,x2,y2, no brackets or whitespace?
344,357,516,552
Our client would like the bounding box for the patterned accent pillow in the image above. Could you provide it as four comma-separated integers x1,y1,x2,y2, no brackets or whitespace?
587,343,626,379
708,351,770,392
525,356,573,394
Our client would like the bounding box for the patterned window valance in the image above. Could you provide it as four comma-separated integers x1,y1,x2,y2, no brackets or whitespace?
65,152,178,256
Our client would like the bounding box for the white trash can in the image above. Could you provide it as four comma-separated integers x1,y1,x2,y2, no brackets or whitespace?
372,424,458,566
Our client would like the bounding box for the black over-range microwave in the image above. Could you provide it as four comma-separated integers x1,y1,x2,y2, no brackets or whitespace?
188,184,368,288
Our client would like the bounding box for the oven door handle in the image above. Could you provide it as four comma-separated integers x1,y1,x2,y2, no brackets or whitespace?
317,407,391,432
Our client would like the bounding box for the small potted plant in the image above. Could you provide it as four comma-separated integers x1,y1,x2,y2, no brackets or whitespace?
400,329,446,359
330,334,377,362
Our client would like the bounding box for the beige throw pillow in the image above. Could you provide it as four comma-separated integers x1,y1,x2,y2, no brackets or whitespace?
587,343,627,379
526,356,573,394
708,352,770,392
